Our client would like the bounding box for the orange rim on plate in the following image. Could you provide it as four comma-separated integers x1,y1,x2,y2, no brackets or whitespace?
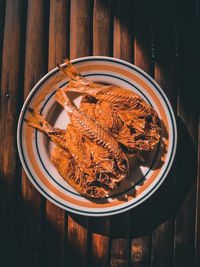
17,56,177,216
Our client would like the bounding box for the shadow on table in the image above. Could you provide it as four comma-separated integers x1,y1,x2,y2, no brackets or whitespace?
149,116,197,232
68,116,197,267
109,116,196,240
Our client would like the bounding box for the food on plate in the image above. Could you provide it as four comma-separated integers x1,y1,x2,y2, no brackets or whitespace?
58,59,161,153
25,59,161,199
51,146,109,198
25,89,129,198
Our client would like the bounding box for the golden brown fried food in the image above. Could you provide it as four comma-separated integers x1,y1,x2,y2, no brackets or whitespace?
54,88,129,175
79,95,160,153
25,92,129,198
59,59,161,153
51,146,109,198
25,58,161,199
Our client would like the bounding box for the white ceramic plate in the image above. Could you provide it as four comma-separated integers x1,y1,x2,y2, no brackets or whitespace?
17,56,177,216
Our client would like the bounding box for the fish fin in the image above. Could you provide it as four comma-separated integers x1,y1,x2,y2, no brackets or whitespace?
57,58,83,81
25,108,53,133
54,88,76,112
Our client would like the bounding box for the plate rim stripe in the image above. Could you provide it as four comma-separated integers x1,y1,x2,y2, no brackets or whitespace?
17,56,177,216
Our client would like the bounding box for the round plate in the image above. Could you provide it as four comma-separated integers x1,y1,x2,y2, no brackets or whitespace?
17,56,177,216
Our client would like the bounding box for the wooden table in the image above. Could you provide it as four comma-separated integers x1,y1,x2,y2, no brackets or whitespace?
0,0,199,266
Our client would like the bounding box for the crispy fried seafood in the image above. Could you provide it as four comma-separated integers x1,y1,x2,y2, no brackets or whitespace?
25,59,161,199
58,59,161,153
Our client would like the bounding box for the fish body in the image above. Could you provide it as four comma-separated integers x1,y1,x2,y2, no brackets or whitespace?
54,88,129,174
58,59,161,152
25,90,129,198
24,58,162,199
51,146,109,198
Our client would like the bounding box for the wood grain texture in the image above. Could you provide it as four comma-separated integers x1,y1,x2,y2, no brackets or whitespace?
0,1,199,266
42,202,66,267
42,2,69,266
41,1,69,266
19,1,49,266
131,1,153,266
194,5,200,267
113,0,133,62
111,1,133,266
48,0,69,69
66,214,88,267
88,217,110,267
93,0,111,56
0,0,6,81
70,0,92,59
134,0,153,76
0,1,25,266
110,212,130,267
130,202,151,267
174,0,199,267
88,2,111,266
150,1,177,266
66,1,92,266
195,116,200,267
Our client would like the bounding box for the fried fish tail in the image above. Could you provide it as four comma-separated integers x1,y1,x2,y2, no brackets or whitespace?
25,108,68,150
54,87,76,113
58,58,90,85
25,107,54,132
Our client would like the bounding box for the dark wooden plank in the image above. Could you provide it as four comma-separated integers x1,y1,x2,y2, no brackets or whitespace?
195,2,200,266
48,0,69,69
18,1,49,266
0,0,6,82
93,0,111,56
67,214,89,267
195,116,200,267
174,0,199,266
41,1,69,266
150,1,177,266
153,0,177,110
70,0,92,59
133,0,153,75
43,202,66,266
130,202,152,267
87,1,111,266
42,1,69,266
113,0,133,62
110,212,130,267
0,1,26,266
88,217,110,267
110,1,133,267
65,1,92,266
131,1,153,266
